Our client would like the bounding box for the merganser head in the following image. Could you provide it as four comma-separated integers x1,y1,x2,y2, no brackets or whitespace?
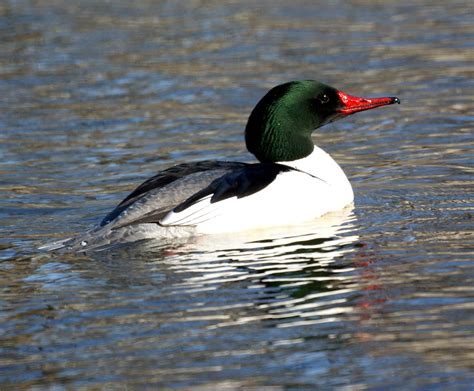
245,80,400,162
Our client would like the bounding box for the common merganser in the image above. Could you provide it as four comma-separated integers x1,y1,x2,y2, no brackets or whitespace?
42,80,399,251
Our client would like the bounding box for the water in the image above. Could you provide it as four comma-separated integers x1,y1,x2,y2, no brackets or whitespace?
1,0,473,389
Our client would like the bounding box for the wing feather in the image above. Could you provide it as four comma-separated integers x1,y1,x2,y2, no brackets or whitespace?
160,163,293,227
101,160,248,227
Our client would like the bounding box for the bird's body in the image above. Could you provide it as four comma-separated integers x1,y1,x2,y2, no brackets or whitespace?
41,80,399,251
161,146,353,234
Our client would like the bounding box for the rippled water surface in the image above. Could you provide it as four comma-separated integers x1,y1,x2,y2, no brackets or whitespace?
1,0,473,389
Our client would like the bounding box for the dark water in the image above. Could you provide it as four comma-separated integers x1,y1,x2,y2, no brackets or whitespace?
1,0,473,389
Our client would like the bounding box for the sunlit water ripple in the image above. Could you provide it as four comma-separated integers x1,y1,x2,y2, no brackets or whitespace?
1,0,473,389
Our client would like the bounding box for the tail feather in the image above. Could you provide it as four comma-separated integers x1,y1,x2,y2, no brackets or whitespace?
38,237,75,252
38,224,188,253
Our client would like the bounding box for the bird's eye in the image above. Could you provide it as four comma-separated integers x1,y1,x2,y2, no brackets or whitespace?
319,94,330,104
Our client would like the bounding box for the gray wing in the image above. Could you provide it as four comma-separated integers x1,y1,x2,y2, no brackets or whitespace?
100,160,249,229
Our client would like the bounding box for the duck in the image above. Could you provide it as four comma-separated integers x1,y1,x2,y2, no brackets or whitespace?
41,80,399,251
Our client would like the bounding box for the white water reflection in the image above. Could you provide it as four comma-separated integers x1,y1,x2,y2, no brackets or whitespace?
153,207,361,329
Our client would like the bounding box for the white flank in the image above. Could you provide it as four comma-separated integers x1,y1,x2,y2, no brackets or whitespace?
160,146,353,234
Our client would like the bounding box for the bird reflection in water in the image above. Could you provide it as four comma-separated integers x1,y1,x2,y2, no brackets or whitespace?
154,206,362,329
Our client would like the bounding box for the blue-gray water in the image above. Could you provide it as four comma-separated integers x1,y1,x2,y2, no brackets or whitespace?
1,0,473,389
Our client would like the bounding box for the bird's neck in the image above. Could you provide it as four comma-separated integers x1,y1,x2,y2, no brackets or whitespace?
278,145,353,193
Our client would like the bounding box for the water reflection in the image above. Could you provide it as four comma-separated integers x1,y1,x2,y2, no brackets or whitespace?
57,207,361,332
150,207,361,329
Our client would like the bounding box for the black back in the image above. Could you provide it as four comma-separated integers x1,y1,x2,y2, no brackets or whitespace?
173,163,292,213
